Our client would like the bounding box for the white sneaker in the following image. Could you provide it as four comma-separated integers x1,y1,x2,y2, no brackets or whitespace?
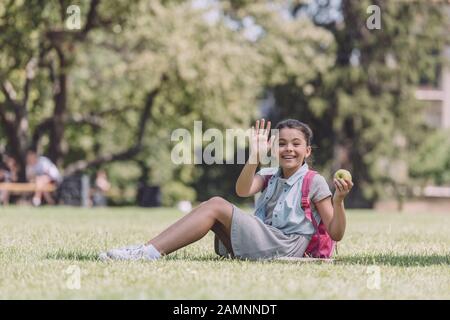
32,197,41,207
99,244,160,261
98,252,109,261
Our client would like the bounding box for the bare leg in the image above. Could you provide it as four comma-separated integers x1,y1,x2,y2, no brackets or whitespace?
0,191,9,205
212,221,234,256
43,192,55,205
33,175,49,204
146,196,234,255
33,175,54,205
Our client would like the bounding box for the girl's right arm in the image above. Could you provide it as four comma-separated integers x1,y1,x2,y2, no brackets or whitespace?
235,119,274,197
235,156,264,197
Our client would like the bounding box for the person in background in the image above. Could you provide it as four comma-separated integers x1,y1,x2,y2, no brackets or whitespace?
0,162,12,205
4,154,18,183
26,148,62,206
91,170,111,207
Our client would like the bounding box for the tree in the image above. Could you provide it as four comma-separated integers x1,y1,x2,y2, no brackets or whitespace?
189,0,336,204
0,0,263,204
0,0,135,180
410,129,450,186
267,0,447,207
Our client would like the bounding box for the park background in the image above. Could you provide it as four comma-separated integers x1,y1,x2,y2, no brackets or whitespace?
1,0,449,210
0,0,450,300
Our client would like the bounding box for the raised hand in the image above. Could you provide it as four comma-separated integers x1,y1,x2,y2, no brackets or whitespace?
249,119,276,164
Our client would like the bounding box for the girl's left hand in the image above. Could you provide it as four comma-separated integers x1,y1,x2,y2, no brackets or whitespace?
333,179,353,201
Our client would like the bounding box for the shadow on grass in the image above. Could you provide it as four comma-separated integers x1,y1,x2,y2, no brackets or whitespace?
167,253,450,266
164,253,232,262
45,250,449,267
335,253,450,267
45,250,100,261
45,250,227,263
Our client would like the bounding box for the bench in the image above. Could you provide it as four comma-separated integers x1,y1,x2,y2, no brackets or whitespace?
0,182,57,194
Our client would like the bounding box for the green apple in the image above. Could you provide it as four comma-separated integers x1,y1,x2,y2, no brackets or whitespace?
334,169,352,182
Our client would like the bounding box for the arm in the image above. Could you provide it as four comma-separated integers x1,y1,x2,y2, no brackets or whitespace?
314,178,353,241
26,165,35,182
235,155,264,197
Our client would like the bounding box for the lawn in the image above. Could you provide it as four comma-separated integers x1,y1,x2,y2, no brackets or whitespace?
0,206,449,299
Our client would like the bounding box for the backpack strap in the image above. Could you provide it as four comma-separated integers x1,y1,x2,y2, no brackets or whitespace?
262,174,272,191
301,170,318,229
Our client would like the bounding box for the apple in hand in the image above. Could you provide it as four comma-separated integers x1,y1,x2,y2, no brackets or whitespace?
334,169,352,182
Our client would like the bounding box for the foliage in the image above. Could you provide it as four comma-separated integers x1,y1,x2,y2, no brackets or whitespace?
263,0,449,207
410,129,450,185
1,0,448,207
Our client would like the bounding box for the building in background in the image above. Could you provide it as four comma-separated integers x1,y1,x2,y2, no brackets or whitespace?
416,46,450,129
413,44,450,201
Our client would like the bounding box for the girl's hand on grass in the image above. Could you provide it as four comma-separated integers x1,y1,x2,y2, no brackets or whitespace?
250,119,275,164
333,178,353,202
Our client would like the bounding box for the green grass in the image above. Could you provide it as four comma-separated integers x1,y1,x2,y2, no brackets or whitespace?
0,206,449,299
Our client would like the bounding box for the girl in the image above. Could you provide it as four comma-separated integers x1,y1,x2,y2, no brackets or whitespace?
100,119,353,261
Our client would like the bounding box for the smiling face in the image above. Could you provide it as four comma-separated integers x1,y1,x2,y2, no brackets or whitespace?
277,128,311,176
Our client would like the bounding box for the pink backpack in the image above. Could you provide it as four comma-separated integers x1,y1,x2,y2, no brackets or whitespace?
262,170,335,258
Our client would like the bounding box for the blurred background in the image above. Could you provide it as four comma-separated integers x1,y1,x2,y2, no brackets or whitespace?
0,0,449,211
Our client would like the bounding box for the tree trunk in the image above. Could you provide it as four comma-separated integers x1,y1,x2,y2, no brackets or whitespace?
48,48,67,166
1,116,27,182
63,87,161,175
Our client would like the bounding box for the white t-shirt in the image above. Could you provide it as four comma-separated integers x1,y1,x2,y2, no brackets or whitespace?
28,156,61,183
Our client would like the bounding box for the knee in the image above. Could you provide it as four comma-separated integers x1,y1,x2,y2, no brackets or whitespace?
207,196,227,208
206,196,232,217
